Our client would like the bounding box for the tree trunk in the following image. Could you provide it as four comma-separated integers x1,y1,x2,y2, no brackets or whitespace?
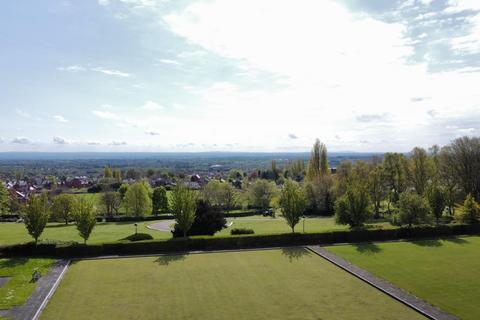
291,226,295,233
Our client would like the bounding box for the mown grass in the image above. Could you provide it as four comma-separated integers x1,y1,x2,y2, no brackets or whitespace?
327,236,480,320
0,258,55,310
41,249,424,320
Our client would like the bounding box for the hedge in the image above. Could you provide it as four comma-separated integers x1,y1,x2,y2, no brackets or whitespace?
1,224,480,258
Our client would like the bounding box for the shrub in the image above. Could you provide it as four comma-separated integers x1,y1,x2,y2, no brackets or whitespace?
456,194,480,224
230,228,254,235
123,233,154,242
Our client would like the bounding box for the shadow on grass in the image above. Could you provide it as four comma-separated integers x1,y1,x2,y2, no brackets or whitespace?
354,243,382,255
0,258,28,269
281,247,311,263
442,237,469,245
45,223,73,229
411,239,443,247
154,254,187,266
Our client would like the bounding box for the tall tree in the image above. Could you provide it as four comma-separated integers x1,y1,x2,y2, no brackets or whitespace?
170,183,197,237
408,147,432,195
368,165,386,218
382,153,407,203
306,139,321,181
100,191,122,217
73,199,97,244
440,137,480,201
426,184,446,224
124,182,152,217
320,144,329,175
23,193,50,244
104,166,113,179
152,186,169,215
280,180,306,232
51,194,75,225
398,192,429,228
222,183,236,213
0,181,9,214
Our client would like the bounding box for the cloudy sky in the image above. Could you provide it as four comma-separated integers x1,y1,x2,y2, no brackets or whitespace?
1,0,479,152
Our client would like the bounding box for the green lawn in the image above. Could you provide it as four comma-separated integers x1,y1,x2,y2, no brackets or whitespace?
216,216,391,236
41,249,424,320
327,236,480,320
0,258,55,309
0,221,170,246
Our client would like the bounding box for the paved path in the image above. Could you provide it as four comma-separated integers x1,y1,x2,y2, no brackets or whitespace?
148,220,175,232
307,246,457,320
0,260,70,320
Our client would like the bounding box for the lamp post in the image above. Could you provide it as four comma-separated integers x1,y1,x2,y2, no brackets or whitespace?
134,223,138,235
302,215,306,233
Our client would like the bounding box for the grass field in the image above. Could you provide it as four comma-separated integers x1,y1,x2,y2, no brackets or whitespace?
0,258,55,310
41,249,424,320
327,236,480,320
0,221,170,246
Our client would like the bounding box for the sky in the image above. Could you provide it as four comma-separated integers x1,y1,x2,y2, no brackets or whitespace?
0,0,479,153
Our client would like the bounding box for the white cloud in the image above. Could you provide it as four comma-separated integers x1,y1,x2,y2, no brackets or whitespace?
158,58,181,65
91,67,131,77
53,115,68,123
145,131,160,136
87,141,102,145
92,110,121,120
142,100,164,111
445,0,480,13
15,109,31,118
0,137,3,143
110,141,127,146
450,13,480,54
57,65,85,72
288,133,298,139
11,137,32,144
53,136,68,144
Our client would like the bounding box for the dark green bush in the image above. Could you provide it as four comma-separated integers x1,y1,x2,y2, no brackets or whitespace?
231,228,254,235
123,233,154,242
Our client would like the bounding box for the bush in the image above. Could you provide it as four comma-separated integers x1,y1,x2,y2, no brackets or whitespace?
398,192,430,227
456,194,480,224
123,233,154,242
231,228,254,235
335,185,371,228
172,200,226,237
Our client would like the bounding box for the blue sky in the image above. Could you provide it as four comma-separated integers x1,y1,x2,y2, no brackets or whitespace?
0,0,479,152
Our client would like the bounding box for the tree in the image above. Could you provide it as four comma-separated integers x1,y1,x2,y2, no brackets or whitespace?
170,183,197,237
222,183,236,213
202,180,224,206
0,181,9,214
334,185,371,228
51,194,75,225
456,194,480,224
73,199,97,244
113,169,122,183
249,179,277,211
398,192,429,227
118,183,129,199
383,153,407,203
100,191,122,217
280,180,306,232
104,166,113,178
172,199,225,236
123,182,152,217
23,193,50,244
440,137,480,201
152,186,169,215
306,139,328,181
408,147,432,195
426,185,446,224
368,165,386,218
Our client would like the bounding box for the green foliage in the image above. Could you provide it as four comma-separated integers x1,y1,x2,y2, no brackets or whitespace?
249,179,277,210
382,153,407,203
100,191,121,217
456,194,480,224
123,233,154,242
306,139,328,181
104,166,113,178
124,182,152,217
23,193,50,244
152,186,169,215
73,198,97,244
368,165,386,218
118,183,129,199
398,192,430,227
408,147,433,195
230,228,254,235
173,199,226,236
334,185,371,228
279,180,306,232
0,181,10,214
170,183,197,237
426,184,446,224
51,194,76,224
